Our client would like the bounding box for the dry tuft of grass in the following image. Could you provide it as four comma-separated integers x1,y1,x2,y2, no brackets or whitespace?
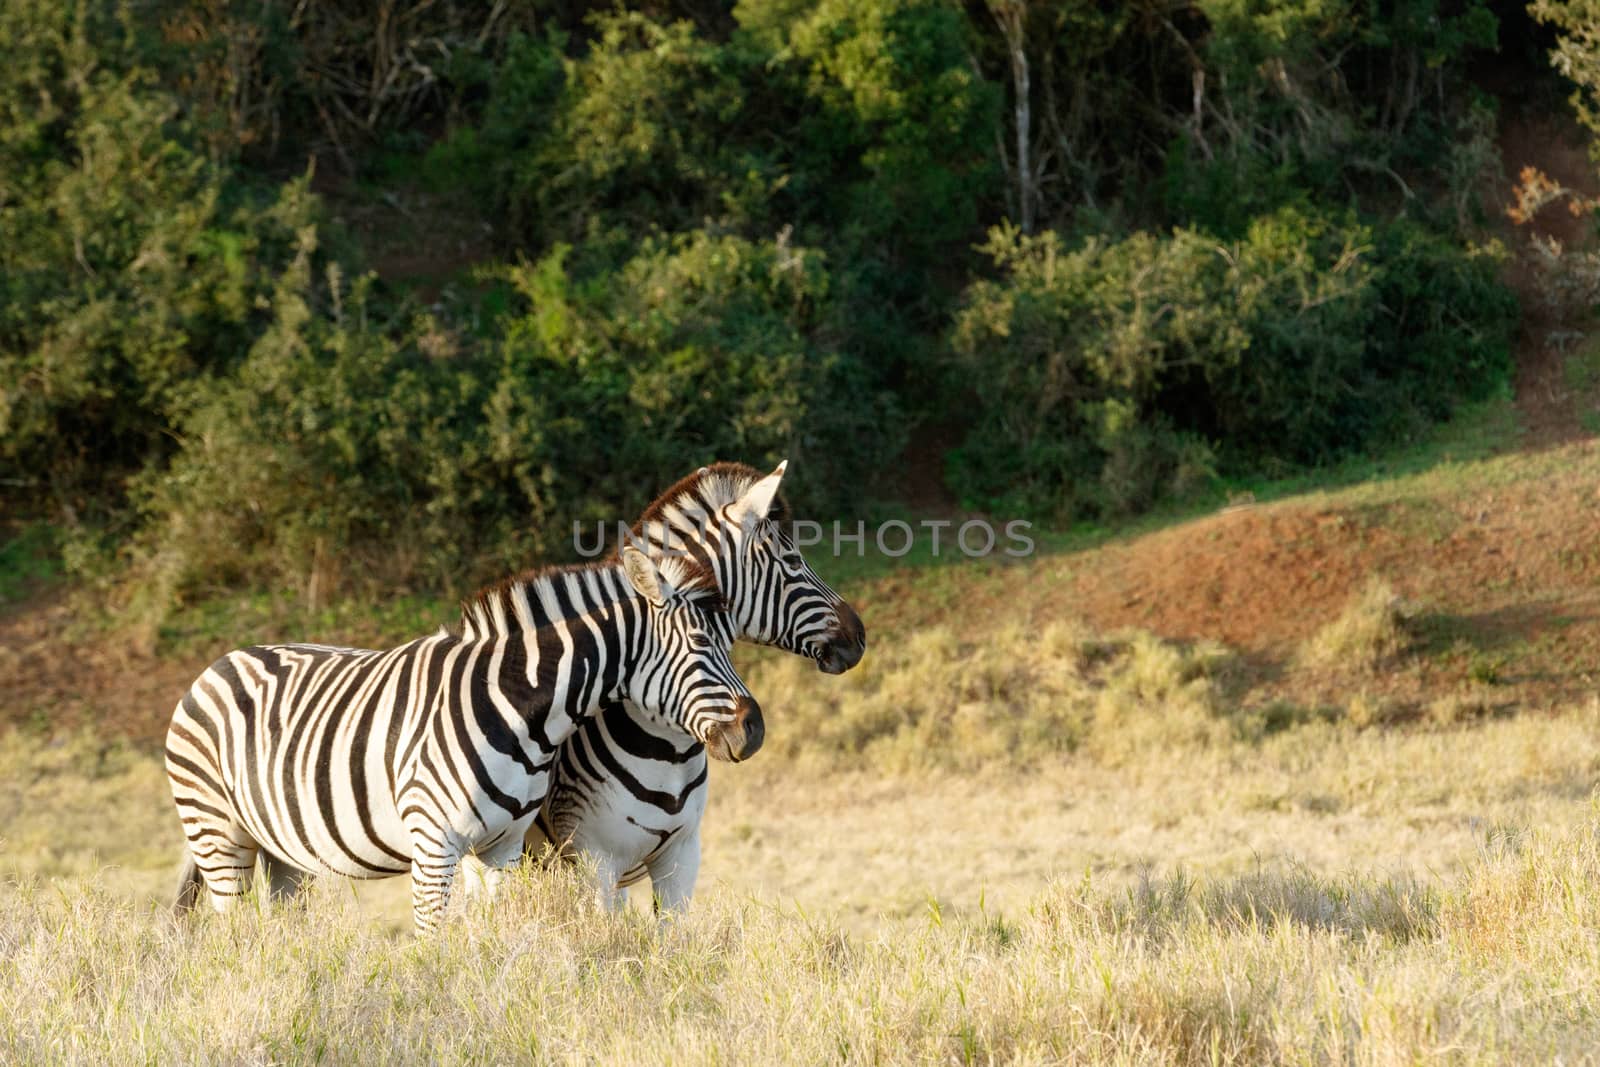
1343,689,1403,729
740,621,1241,772
1427,687,1497,727
1296,577,1416,673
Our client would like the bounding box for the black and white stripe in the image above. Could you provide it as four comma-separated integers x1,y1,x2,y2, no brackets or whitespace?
166,548,755,934
515,461,866,910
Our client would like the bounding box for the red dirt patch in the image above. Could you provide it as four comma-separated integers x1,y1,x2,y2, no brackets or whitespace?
853,439,1600,716
1050,443,1600,710
1059,505,1412,650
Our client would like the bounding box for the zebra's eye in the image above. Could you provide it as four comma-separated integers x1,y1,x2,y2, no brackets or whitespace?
689,634,713,651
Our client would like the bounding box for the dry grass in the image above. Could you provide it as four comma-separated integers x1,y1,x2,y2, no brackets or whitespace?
5,808,1600,1063
6,694,1600,1062
1296,577,1416,673
7,460,1600,1062
735,620,1242,772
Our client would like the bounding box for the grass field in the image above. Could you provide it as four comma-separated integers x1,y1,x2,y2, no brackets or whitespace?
4,425,1600,1062
5,712,1600,1063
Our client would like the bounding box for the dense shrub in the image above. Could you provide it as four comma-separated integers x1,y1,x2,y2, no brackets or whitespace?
428,16,761,251
948,207,1515,518
128,237,496,609
431,2,997,391
0,0,1535,617
0,1,312,515
132,228,895,609
485,230,898,522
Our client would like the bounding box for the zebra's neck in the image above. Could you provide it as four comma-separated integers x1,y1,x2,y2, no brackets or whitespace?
628,462,772,578
459,561,633,641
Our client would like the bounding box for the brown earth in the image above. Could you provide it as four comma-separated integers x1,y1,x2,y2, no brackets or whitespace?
0,588,201,743
1057,452,1600,713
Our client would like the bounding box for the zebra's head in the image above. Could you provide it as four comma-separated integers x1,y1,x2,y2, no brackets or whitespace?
619,547,764,763
630,460,867,676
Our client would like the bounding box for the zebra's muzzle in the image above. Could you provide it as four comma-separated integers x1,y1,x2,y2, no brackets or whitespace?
705,695,764,763
815,602,866,675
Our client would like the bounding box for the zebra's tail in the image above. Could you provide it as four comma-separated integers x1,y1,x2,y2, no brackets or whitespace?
172,855,204,916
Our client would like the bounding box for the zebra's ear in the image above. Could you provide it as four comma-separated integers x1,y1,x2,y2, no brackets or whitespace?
729,459,787,528
621,546,674,607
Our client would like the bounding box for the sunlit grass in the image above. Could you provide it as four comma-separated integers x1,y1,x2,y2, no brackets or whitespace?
5,812,1600,1064
1296,578,1416,673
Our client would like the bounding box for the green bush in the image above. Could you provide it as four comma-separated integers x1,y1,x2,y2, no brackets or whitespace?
0,1,313,515
432,2,997,397
129,238,505,610
487,230,898,521
428,16,767,252
948,207,1515,519
949,223,1241,518
1162,0,1499,234
131,227,897,613
0,0,1533,617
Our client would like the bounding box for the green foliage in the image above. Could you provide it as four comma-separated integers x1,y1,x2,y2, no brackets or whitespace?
949,221,1248,517
1162,0,1500,233
0,1,311,514
441,1,999,339
129,240,501,608
0,0,1531,613
131,228,896,612
1532,0,1600,147
428,17,765,250
490,230,898,520
772,0,998,252
0,525,60,606
949,207,1515,518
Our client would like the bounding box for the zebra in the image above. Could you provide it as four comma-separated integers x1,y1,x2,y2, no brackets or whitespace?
495,460,866,910
166,547,760,935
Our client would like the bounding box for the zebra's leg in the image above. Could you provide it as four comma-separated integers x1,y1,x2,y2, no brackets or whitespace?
472,833,528,903
647,827,702,914
259,850,316,902
180,821,261,913
406,826,464,936
168,706,259,913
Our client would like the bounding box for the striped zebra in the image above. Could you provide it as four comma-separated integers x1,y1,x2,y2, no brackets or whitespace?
501,460,865,910
166,547,759,935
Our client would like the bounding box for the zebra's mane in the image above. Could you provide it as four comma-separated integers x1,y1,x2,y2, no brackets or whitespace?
627,461,790,547
458,556,720,640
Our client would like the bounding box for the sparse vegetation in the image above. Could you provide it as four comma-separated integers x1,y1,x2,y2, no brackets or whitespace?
736,621,1240,772
1297,578,1417,673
